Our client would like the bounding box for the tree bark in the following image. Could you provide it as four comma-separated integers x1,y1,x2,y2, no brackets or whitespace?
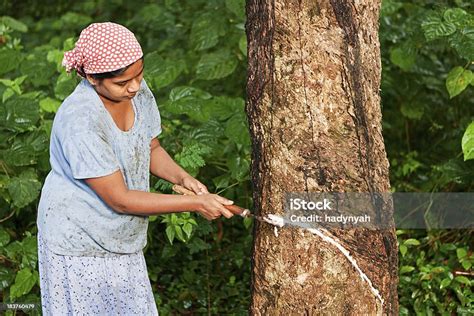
245,0,399,315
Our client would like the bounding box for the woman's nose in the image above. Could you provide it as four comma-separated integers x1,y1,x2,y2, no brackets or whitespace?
127,79,141,93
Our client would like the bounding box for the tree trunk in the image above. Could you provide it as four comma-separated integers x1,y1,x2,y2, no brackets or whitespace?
245,0,399,315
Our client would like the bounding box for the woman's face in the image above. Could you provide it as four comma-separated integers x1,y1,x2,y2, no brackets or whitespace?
86,59,144,103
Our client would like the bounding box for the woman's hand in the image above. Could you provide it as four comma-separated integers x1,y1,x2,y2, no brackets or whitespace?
195,194,234,220
181,175,209,195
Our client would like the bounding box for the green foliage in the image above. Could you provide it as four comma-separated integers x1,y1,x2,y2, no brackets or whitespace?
1,1,251,314
380,0,474,191
7,169,41,208
397,230,473,315
382,4,473,312
0,0,471,314
446,66,473,98
161,212,198,244
462,122,474,161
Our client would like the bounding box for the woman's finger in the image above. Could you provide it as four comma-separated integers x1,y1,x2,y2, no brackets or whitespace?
187,182,201,195
197,182,209,194
219,208,234,219
216,196,233,205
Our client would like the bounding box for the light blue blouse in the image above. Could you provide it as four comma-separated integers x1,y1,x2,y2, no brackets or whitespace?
36,78,162,257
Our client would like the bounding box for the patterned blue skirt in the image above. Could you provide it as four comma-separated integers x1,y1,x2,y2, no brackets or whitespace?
37,231,159,315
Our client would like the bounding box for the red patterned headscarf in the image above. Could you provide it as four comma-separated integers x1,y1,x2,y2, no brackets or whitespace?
62,22,143,75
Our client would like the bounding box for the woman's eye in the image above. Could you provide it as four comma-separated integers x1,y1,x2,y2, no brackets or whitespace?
117,82,127,86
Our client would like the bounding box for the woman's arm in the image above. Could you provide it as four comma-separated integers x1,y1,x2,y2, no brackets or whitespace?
84,169,234,219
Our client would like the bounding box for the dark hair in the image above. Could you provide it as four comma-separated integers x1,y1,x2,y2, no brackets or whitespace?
78,56,144,80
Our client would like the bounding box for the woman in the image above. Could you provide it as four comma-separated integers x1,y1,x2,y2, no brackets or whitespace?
36,22,234,315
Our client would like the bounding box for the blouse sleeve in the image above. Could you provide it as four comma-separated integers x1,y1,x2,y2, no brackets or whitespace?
141,79,162,139
149,103,162,139
62,132,121,179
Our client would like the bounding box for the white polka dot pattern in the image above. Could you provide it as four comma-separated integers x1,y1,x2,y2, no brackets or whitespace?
37,230,159,315
62,22,143,74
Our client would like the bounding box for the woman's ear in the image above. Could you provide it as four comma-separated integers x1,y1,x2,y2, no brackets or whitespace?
85,74,97,86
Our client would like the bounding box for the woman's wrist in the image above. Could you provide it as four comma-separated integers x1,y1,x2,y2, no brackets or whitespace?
176,172,192,186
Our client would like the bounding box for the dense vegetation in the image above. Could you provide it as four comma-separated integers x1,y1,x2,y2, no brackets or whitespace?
0,0,472,314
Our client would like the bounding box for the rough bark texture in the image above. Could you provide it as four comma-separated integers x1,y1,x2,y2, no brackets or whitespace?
245,0,399,315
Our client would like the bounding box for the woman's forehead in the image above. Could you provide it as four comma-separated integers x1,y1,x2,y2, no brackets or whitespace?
114,59,144,82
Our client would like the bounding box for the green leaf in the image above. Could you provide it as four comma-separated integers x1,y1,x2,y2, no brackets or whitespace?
421,11,456,41
0,16,28,32
20,235,38,269
169,86,212,101
461,122,474,161
5,241,22,260
225,112,251,146
165,225,175,244
225,0,246,18
456,248,467,259
144,52,185,89
440,278,451,289
400,245,407,257
461,260,472,270
131,4,176,31
57,12,92,29
39,97,61,113
431,266,445,273
0,75,26,96
3,130,48,166
404,238,421,246
47,49,65,72
400,266,415,274
453,285,468,306
0,96,40,132
153,178,173,192
14,75,27,85
174,225,185,242
0,78,13,87
448,27,474,61
190,13,221,51
196,49,238,80
183,222,193,239
0,266,15,290
381,0,403,16
446,67,473,98
400,102,424,120
454,276,471,285
54,72,79,100
9,268,37,299
440,243,457,252
243,216,253,229
238,35,247,57
171,214,177,225
202,96,244,121
0,49,22,75
390,46,416,71
443,8,470,28
20,53,57,88
0,228,10,247
2,88,15,103
165,95,211,122
42,119,53,138
6,169,42,208
175,143,210,172
227,156,250,181
186,237,210,254
213,174,230,190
